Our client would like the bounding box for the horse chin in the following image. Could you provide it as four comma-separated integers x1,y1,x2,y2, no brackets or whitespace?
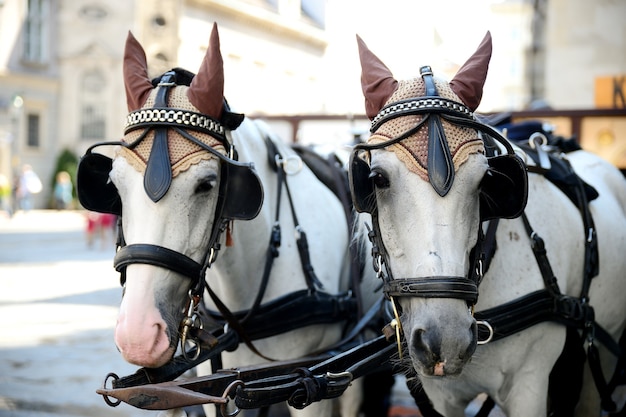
115,315,178,367
120,344,176,368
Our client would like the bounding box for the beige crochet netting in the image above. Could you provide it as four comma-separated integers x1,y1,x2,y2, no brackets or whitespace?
367,77,484,182
119,85,225,177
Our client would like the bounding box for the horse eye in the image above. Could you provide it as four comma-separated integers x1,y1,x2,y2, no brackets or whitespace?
369,170,390,189
195,176,217,193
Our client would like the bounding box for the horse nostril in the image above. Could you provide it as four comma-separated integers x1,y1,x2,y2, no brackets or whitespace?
412,328,441,359
413,328,428,351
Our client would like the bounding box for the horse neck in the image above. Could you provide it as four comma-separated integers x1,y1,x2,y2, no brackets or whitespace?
353,212,384,307
206,119,295,310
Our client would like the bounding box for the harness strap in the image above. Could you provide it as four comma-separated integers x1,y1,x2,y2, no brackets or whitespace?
234,335,395,410
475,290,556,341
99,335,396,411
476,208,621,413
208,290,358,343
111,290,361,389
520,213,561,296
385,277,478,303
263,133,323,292
101,355,331,408
114,244,203,282
524,151,621,411
327,152,365,318
112,329,239,389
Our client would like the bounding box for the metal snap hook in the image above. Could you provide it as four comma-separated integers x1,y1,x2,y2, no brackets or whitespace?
180,291,203,360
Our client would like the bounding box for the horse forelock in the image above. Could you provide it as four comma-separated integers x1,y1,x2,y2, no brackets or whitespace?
119,85,225,177
367,77,484,182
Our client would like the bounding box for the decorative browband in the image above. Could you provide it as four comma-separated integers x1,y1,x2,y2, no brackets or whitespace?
124,107,226,138
371,97,474,133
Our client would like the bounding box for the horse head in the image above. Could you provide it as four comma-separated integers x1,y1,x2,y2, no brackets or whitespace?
350,32,527,378
77,23,262,368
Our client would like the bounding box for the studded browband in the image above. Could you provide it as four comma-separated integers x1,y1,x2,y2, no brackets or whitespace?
370,96,474,133
124,107,226,141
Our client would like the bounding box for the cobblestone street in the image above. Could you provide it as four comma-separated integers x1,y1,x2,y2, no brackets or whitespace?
0,210,154,417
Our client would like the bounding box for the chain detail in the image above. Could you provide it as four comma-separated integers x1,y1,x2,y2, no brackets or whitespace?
124,107,225,136
371,97,474,132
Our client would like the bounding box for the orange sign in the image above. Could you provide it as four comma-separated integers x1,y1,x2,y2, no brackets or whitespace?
595,76,626,109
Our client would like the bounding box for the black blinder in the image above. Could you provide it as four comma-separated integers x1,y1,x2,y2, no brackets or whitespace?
480,153,528,221
349,147,529,220
77,148,263,221
221,161,264,220
77,152,122,215
348,150,375,214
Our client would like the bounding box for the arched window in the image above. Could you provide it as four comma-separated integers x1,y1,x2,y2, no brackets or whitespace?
80,70,106,140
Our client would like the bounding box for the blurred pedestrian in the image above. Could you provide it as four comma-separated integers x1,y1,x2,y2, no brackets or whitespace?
53,171,73,209
16,164,42,211
86,211,117,249
0,173,12,217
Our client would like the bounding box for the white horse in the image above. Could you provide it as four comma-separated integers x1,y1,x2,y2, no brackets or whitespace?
349,31,626,416
77,24,382,417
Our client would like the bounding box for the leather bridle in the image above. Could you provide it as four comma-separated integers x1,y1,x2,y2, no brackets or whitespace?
77,69,265,359
112,71,249,296
350,66,512,308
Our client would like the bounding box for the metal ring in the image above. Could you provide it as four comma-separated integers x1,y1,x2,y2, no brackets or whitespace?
282,155,303,175
101,373,121,407
182,337,201,361
529,132,548,149
220,380,245,417
476,320,494,345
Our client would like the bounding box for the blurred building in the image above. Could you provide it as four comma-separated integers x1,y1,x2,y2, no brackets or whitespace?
0,0,328,209
0,0,624,209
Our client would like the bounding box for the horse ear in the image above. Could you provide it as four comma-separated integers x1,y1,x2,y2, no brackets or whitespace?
449,31,492,112
187,22,224,119
357,34,398,120
123,31,154,111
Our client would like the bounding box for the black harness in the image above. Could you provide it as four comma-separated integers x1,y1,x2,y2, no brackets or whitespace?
471,135,624,414
83,67,625,415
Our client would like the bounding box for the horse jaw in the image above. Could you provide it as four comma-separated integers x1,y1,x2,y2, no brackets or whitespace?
373,151,485,377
